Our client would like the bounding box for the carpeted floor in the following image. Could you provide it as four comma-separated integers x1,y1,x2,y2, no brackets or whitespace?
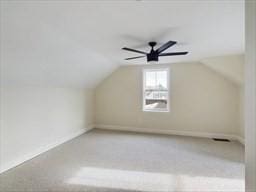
0,129,245,192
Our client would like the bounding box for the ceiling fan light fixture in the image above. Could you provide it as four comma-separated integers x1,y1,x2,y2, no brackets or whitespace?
147,60,157,64
146,51,158,63
122,40,188,62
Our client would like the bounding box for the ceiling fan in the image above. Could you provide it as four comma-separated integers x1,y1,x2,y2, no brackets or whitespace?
122,41,188,62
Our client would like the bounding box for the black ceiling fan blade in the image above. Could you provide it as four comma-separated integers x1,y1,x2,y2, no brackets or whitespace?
125,56,146,60
156,41,177,53
159,52,188,56
122,47,147,55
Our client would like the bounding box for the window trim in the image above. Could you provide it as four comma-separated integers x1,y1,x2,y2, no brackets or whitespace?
142,67,170,112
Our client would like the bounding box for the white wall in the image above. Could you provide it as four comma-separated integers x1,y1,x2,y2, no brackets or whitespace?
201,54,245,141
0,86,94,173
201,54,244,85
239,87,245,139
245,0,256,191
95,62,241,137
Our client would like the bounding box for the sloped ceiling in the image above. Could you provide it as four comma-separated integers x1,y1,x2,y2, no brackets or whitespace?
1,1,244,88
201,54,244,85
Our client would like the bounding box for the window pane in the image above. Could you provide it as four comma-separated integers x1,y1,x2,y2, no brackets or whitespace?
145,71,156,89
144,90,168,110
145,71,167,90
143,69,169,112
145,90,168,100
144,99,167,110
156,71,167,89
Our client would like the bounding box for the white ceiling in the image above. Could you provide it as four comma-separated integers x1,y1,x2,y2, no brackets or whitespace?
1,0,244,88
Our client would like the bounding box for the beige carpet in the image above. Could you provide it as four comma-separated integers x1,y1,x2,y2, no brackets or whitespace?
0,129,245,192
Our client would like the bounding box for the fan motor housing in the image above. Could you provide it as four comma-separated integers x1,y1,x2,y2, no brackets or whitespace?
147,52,158,62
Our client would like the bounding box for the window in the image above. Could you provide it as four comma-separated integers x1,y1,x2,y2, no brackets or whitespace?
143,68,169,112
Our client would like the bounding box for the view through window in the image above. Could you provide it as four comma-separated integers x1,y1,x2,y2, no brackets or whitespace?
143,68,169,112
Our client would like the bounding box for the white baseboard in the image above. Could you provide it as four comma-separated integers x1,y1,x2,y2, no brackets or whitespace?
95,124,244,144
0,125,94,174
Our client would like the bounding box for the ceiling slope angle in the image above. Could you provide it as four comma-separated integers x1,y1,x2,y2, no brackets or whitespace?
1,0,244,88
201,54,245,85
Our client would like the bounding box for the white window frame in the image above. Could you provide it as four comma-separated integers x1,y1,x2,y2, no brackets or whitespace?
142,68,170,112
